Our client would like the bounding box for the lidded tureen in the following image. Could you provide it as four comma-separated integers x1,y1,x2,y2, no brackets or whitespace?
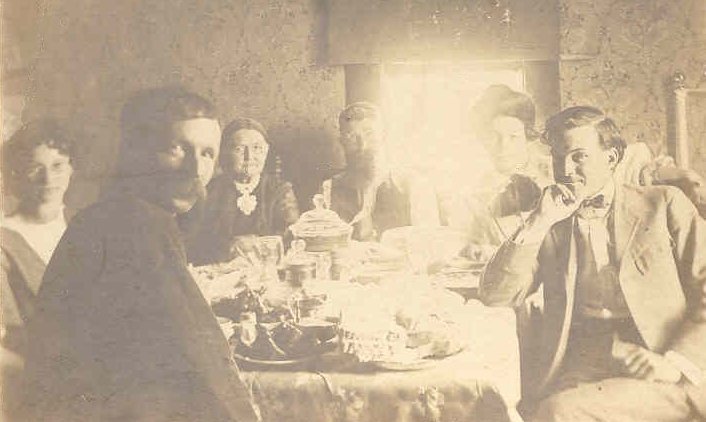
289,194,352,252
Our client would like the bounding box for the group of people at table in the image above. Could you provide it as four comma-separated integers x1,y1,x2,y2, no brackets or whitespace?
2,83,706,422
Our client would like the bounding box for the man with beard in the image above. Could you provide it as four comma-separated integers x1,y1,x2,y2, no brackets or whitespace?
18,87,260,422
480,106,706,422
327,102,439,240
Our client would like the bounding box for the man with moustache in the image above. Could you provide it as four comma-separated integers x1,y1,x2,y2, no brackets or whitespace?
19,87,259,422
327,102,439,240
480,106,706,422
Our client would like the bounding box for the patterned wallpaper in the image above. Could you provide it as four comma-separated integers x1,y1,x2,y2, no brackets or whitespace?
13,0,706,208
23,0,345,210
559,0,706,155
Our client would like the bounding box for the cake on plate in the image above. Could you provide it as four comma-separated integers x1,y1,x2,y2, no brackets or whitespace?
335,279,468,364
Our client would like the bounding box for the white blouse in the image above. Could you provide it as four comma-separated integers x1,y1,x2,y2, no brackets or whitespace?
3,209,67,264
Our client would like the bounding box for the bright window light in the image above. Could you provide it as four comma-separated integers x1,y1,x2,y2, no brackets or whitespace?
381,64,525,194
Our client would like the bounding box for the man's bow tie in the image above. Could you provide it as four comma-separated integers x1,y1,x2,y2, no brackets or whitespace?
576,194,611,219
582,194,609,209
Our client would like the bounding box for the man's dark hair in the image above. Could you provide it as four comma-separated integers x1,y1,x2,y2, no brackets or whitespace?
471,85,537,140
119,86,217,152
2,119,74,182
543,106,626,163
338,102,382,128
115,86,217,177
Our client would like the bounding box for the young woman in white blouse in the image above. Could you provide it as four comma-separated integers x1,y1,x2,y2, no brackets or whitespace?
1,119,74,418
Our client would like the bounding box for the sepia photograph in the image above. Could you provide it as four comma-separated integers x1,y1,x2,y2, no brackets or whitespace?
1,1,706,421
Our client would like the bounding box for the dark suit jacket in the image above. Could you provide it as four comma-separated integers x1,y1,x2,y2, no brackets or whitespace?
330,175,411,241
20,194,259,422
480,184,706,405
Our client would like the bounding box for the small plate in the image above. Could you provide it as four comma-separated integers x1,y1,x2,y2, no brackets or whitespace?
371,359,438,372
443,256,486,272
434,271,481,290
233,353,320,369
370,346,466,372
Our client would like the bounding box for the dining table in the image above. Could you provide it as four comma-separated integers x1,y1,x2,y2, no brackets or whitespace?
199,231,524,422
237,296,523,422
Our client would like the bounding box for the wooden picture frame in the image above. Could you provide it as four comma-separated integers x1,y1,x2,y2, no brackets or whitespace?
671,72,706,178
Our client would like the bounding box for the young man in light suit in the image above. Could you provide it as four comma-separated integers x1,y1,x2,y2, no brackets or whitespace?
480,106,706,422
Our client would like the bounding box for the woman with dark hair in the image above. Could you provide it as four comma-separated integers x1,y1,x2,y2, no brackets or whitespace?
186,117,300,265
446,85,551,259
1,119,74,416
471,84,543,177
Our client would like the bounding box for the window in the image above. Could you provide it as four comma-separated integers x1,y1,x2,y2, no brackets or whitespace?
380,63,525,193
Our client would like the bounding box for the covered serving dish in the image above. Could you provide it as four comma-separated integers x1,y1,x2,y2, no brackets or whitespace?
289,194,353,252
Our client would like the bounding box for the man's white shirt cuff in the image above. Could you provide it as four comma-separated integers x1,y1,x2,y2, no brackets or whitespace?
665,350,704,386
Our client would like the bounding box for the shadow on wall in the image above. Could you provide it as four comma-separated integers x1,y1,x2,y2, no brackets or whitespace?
271,125,345,213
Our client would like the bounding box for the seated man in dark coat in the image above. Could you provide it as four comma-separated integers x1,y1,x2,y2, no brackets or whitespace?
481,106,706,422
19,87,259,422
326,102,439,240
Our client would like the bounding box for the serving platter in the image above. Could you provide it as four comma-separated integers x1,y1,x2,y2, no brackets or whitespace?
233,352,321,369
232,334,338,370
370,346,466,372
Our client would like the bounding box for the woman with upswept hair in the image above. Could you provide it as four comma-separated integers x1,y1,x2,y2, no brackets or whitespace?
443,85,550,259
